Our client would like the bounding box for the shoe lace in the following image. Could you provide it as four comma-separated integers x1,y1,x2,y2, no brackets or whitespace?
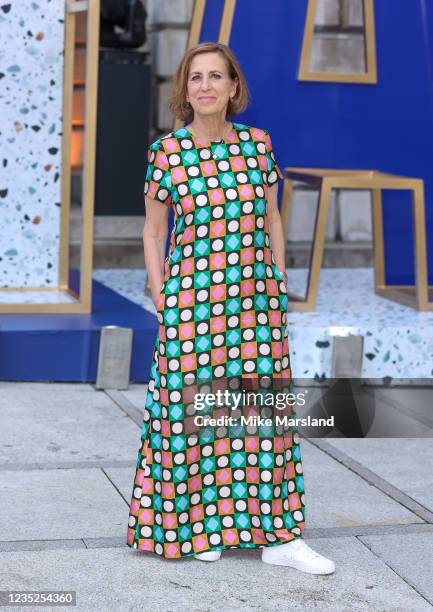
292,540,323,560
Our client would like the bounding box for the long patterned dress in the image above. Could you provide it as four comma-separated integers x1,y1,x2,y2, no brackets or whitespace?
126,122,306,558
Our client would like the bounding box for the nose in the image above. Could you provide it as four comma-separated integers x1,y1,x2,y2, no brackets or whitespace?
200,77,211,91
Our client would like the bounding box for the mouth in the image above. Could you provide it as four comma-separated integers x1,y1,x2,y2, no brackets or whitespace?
198,96,216,101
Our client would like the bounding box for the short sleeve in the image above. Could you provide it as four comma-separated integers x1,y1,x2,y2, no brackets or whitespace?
264,131,284,186
144,141,172,205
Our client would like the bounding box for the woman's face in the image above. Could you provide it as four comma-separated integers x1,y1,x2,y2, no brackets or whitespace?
186,52,237,119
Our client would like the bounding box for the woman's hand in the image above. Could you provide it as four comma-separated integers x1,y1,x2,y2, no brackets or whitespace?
152,286,164,311
279,269,289,288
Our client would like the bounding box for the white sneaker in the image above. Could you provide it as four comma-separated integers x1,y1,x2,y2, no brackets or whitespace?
262,539,335,575
194,550,222,562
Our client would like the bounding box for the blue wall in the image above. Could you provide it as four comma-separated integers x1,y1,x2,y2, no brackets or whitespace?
197,0,433,284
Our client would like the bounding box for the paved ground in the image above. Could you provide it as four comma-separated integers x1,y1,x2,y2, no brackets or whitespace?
1,382,432,612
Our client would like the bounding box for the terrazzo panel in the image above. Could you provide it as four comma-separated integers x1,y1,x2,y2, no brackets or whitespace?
93,267,433,380
0,289,76,304
0,1,64,288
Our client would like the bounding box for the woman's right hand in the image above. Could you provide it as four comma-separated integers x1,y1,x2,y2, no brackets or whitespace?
152,284,164,311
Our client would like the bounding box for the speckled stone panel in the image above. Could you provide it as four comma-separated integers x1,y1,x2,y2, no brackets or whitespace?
0,0,64,288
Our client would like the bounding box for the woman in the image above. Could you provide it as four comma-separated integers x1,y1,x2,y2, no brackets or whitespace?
126,42,335,575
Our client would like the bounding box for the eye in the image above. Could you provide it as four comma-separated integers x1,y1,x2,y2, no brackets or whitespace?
191,75,200,81
211,74,221,79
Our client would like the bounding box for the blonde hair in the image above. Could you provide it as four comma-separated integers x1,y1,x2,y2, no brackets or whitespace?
168,42,250,122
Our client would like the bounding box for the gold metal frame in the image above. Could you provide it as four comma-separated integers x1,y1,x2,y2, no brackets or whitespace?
218,0,237,44
298,0,377,84
0,0,100,313
186,0,236,59
281,168,431,311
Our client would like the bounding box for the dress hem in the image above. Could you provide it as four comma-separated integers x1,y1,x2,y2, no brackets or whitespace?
126,532,304,560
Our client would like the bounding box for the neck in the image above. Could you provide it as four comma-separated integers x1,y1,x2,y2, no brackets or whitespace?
187,112,231,141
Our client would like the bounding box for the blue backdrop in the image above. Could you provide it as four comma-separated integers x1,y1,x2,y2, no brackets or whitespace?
195,0,433,285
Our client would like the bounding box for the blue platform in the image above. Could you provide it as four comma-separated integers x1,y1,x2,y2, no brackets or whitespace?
0,271,158,383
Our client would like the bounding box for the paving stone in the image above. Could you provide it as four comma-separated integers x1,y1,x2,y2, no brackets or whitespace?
300,440,422,529
374,387,433,428
119,384,148,410
0,537,430,612
325,438,433,513
0,383,139,465
0,469,127,541
360,532,433,606
105,466,138,503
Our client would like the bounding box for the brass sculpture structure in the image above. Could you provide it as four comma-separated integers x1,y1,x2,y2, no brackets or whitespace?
280,169,430,312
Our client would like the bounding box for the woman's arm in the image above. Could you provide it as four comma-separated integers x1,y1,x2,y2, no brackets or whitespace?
143,195,169,308
266,183,288,285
